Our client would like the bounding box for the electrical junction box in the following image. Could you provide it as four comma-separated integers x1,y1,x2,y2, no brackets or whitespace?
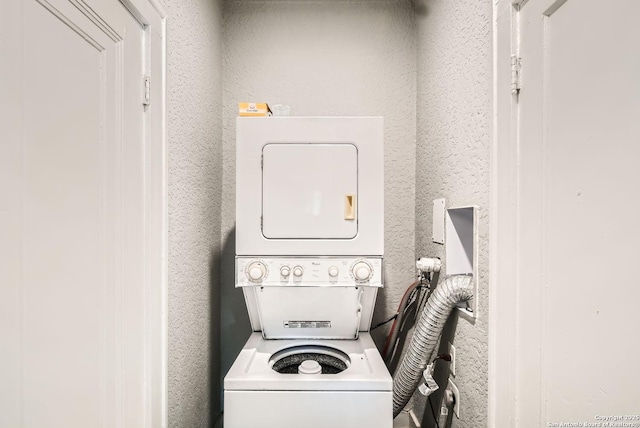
432,198,445,244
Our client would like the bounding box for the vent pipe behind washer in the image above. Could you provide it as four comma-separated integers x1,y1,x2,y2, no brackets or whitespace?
392,274,473,417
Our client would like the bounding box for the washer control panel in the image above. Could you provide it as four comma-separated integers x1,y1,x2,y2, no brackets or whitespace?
236,257,383,287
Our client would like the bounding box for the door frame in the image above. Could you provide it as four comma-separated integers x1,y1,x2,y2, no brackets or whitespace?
116,0,168,426
489,0,521,426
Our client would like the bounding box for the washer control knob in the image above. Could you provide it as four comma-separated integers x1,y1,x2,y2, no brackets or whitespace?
352,262,372,281
328,266,339,277
247,262,266,282
293,266,304,277
280,266,291,277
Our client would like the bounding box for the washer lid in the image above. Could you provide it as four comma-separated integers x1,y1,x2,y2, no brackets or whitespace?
251,286,363,339
262,143,358,240
224,333,392,391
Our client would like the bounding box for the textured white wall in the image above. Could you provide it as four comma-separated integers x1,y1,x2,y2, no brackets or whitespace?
414,0,491,427
219,0,417,387
166,0,224,426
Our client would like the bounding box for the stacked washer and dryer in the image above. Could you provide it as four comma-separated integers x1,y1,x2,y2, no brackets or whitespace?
224,116,392,428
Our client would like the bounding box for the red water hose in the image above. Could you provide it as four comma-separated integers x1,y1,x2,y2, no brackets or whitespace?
382,280,421,362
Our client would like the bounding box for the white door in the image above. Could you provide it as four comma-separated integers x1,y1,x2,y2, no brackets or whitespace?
0,0,165,426
516,0,640,424
262,143,358,239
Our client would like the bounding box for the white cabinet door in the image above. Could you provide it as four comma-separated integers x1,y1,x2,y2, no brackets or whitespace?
262,143,358,239
516,0,640,424
0,0,159,426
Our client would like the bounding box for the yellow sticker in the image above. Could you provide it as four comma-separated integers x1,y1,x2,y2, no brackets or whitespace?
239,102,271,116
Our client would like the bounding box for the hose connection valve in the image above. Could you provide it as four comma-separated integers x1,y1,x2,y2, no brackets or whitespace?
416,257,442,274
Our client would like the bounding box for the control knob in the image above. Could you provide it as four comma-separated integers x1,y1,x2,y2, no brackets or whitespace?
328,266,339,278
280,266,291,277
293,266,304,277
352,261,372,281
247,261,267,282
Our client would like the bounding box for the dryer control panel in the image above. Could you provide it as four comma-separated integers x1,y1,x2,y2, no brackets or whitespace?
236,257,383,287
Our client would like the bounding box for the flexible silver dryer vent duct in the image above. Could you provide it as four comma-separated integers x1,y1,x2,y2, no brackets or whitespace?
392,275,473,417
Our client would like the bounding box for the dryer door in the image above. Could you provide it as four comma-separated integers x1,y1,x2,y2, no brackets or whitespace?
262,143,358,239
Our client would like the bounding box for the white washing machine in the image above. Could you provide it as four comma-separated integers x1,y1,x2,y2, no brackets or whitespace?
224,117,391,428
225,332,391,428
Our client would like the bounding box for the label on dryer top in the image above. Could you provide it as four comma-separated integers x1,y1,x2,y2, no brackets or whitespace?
284,321,331,329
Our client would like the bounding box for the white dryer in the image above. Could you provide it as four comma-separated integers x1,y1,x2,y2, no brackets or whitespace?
235,116,384,257
224,117,391,428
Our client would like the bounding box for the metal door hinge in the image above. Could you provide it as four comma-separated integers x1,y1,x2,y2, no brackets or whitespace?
511,55,521,96
143,75,150,106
